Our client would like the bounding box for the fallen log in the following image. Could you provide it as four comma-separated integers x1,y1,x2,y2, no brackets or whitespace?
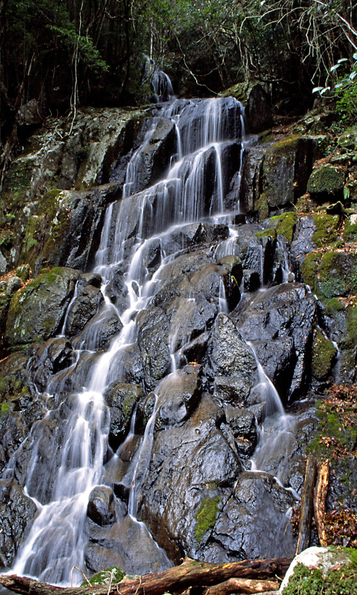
203,577,280,594
295,453,317,555
0,557,292,595
314,459,329,547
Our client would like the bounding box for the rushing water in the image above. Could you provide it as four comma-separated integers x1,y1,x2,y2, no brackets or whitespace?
9,92,299,584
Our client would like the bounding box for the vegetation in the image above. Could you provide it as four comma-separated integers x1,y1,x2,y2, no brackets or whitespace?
282,560,357,595
195,495,220,542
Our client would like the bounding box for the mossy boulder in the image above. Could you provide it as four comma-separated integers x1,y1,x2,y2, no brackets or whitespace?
318,251,357,299
271,212,298,243
312,214,340,247
343,213,357,242
307,164,345,201
4,267,80,347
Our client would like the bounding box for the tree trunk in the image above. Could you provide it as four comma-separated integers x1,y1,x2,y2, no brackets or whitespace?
0,557,292,595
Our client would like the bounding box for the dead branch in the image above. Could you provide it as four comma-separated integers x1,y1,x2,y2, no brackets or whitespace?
314,459,329,547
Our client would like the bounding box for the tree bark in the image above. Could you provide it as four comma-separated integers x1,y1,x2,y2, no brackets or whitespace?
0,557,292,595
203,577,280,594
295,453,317,555
314,459,329,547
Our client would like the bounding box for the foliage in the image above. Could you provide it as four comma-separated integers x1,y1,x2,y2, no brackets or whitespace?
282,561,357,595
81,567,125,587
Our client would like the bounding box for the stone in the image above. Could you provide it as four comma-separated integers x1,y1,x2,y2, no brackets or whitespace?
307,163,345,201
5,267,80,347
103,382,144,450
246,84,272,133
139,394,240,562
0,481,38,567
213,471,296,561
87,486,116,526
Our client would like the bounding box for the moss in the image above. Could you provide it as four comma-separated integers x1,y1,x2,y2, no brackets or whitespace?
319,251,357,299
313,214,339,247
81,567,125,586
301,252,321,291
282,561,357,594
307,164,345,196
311,330,338,380
255,228,277,239
257,193,269,221
341,302,357,349
343,216,357,241
196,496,220,543
274,211,298,243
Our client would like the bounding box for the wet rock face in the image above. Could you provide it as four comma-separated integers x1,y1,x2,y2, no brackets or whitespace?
0,481,38,567
213,471,296,560
236,283,317,402
139,394,240,562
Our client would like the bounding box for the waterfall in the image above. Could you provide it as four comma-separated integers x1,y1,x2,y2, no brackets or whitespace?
8,91,301,583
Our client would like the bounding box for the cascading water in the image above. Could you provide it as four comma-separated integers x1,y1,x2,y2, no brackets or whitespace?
6,90,303,584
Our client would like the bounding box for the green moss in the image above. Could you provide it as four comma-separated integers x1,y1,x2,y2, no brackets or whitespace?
81,567,125,586
319,251,357,299
274,211,298,243
311,330,338,380
343,216,357,241
307,164,345,196
282,561,357,594
341,303,357,349
255,228,277,239
301,252,321,291
257,193,269,221
308,389,357,459
313,214,339,247
196,496,220,543
323,297,345,315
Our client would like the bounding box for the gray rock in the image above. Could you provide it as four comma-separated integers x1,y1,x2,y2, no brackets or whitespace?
139,394,240,562
87,486,116,526
236,283,317,402
213,471,296,560
103,382,143,449
0,481,38,567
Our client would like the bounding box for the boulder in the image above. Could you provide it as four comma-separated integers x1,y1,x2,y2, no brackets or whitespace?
213,471,296,561
139,394,240,562
103,382,144,449
5,267,80,347
246,84,272,133
307,163,345,202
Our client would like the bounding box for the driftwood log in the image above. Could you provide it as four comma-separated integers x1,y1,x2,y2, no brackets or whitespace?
0,557,292,595
295,453,317,555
